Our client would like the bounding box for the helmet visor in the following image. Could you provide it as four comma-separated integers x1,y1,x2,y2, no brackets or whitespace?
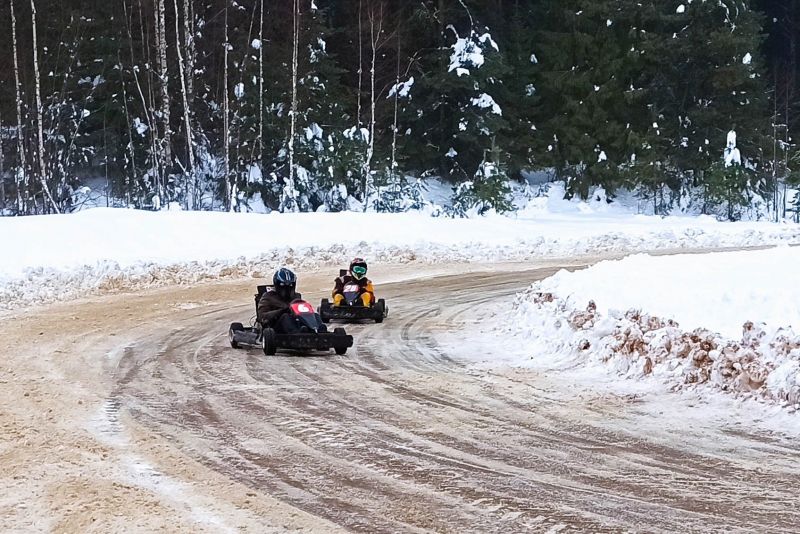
276,284,295,299
352,266,367,279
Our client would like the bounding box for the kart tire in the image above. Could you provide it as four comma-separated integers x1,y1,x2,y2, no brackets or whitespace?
262,328,277,356
229,322,244,348
319,299,331,323
333,328,348,355
375,299,387,323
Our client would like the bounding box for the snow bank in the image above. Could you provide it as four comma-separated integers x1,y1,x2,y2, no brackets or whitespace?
507,248,800,410
536,248,800,339
2,206,800,310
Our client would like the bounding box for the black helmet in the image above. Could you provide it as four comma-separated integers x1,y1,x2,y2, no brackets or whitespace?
273,268,297,298
349,257,368,280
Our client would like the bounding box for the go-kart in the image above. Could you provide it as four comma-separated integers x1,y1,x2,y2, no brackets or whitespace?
318,270,388,324
229,285,354,356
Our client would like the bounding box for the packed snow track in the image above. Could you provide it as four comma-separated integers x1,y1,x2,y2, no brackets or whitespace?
2,262,799,532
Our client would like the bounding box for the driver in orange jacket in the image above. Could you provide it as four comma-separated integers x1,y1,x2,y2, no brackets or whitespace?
332,257,375,307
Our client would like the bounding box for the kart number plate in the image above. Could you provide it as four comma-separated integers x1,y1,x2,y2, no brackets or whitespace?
291,302,315,314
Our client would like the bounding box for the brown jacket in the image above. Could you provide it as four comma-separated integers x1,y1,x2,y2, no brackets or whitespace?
257,288,301,325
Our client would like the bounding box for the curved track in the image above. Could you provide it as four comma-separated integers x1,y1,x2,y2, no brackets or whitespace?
2,263,799,532
110,268,800,532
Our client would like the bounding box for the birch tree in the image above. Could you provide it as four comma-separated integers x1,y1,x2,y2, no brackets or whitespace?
0,112,5,210
10,0,27,213
183,0,198,205
31,0,60,213
356,0,363,127
156,0,171,175
184,0,195,104
258,0,264,166
363,1,386,211
223,1,235,211
390,28,400,195
118,50,136,208
123,0,159,207
283,0,300,212
173,0,195,209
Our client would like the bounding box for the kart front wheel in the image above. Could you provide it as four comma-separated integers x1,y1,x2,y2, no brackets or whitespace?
229,322,244,348
333,328,348,355
262,328,277,356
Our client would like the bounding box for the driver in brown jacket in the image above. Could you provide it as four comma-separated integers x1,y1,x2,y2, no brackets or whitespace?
258,268,302,331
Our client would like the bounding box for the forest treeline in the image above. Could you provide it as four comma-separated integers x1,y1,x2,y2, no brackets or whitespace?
0,0,799,219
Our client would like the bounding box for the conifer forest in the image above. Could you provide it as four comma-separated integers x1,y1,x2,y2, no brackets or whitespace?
0,0,798,219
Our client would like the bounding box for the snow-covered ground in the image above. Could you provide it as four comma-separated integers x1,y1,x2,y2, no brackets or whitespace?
3,184,800,309
499,247,800,413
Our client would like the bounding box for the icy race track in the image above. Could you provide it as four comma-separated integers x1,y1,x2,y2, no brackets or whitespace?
2,261,799,533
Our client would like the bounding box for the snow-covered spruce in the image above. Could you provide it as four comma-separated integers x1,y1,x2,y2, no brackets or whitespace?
508,249,800,410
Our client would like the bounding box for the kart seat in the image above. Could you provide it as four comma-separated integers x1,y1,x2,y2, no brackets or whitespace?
255,285,272,308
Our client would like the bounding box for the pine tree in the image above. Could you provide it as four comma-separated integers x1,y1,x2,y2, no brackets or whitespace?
449,137,512,217
635,0,769,191
406,3,510,184
494,0,540,178
532,0,642,199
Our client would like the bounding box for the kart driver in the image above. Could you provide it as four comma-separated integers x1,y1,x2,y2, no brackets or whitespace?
258,267,302,332
332,257,375,307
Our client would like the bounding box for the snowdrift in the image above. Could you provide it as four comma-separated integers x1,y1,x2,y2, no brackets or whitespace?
2,204,800,310
508,248,800,410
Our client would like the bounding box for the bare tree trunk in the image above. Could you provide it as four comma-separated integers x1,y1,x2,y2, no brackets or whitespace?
11,0,28,213
153,0,164,201
356,0,363,127
184,0,195,103
0,111,5,211
31,0,60,214
173,0,195,210
184,0,197,207
230,3,258,201
773,81,781,222
223,2,235,211
118,52,136,208
131,0,160,206
390,27,401,204
125,0,160,207
363,2,382,211
157,0,171,173
258,0,264,166
788,0,798,133
284,0,300,212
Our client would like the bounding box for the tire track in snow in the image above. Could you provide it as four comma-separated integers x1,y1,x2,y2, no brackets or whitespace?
105,267,800,532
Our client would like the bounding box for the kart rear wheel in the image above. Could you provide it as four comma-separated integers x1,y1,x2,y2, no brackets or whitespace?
229,322,244,348
333,328,348,355
262,328,277,356
375,299,387,323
